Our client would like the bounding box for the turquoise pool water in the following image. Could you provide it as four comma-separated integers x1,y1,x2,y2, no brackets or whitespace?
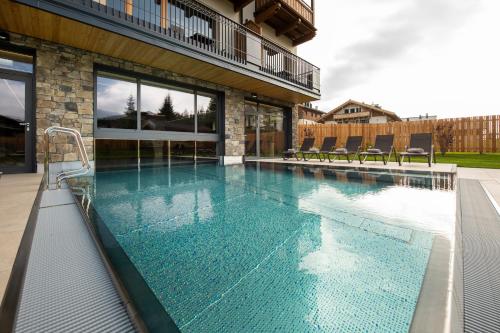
85,163,455,332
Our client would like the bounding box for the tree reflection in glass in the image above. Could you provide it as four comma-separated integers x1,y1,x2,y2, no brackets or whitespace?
141,83,195,132
96,76,137,129
197,94,217,133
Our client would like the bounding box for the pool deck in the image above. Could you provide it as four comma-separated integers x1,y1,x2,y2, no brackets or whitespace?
0,173,42,301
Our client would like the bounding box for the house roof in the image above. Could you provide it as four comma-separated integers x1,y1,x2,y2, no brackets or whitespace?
298,104,325,116
319,99,401,122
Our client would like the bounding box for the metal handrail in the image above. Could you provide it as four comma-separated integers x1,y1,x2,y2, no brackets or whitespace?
44,126,91,189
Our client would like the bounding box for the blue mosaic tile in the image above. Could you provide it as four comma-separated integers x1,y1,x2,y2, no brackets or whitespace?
88,163,454,332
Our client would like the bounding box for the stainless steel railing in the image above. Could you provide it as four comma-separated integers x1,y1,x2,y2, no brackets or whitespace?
44,126,91,189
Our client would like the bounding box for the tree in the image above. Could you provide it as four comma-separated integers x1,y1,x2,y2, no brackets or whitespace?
125,94,136,115
197,98,217,131
435,123,454,156
159,94,176,120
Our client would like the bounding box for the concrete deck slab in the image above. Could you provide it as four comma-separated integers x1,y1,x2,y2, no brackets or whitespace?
0,174,42,301
457,167,500,211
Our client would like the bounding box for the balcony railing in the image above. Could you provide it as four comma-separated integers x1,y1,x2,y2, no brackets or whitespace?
53,0,320,93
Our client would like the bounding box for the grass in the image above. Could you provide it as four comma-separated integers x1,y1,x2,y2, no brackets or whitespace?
430,152,500,169
305,152,500,169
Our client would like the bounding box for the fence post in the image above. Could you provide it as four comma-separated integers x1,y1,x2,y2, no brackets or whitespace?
479,116,483,153
493,116,497,153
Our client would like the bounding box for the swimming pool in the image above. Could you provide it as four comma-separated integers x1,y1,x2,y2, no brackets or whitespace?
74,162,455,332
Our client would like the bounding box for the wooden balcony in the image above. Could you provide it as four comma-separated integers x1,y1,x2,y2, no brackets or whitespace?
0,0,320,102
254,0,316,46
333,112,371,120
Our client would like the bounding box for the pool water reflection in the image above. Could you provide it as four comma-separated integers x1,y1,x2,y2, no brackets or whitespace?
76,162,455,333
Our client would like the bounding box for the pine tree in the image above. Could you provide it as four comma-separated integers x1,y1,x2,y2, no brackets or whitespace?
125,94,136,115
205,98,216,123
159,94,176,120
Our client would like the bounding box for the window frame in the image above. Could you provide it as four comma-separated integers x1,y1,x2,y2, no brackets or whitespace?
93,65,221,143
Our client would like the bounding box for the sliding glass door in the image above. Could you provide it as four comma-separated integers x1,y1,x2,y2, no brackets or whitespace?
260,104,284,157
244,101,286,158
244,102,258,157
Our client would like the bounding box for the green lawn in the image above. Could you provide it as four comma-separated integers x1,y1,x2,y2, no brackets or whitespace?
431,152,500,169
308,152,500,169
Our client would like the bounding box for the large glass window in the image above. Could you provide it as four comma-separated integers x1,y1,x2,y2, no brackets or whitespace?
96,75,137,129
141,83,195,132
95,139,138,170
196,141,217,161
170,141,195,164
95,71,219,168
197,94,217,133
96,72,217,136
0,50,33,73
140,140,169,167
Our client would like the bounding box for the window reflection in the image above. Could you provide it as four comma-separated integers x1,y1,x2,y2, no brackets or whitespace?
95,139,138,170
196,141,217,161
0,50,33,73
171,141,195,164
95,72,218,136
140,140,169,167
260,104,284,158
96,75,137,129
96,139,217,168
197,94,217,133
0,78,26,166
141,83,195,132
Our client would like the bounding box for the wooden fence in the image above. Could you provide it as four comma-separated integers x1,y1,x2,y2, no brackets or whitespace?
298,115,500,153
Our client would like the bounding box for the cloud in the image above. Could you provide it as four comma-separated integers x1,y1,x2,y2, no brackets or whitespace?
0,78,25,121
322,0,480,100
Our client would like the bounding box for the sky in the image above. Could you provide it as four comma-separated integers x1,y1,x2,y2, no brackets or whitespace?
298,0,500,118
0,78,25,122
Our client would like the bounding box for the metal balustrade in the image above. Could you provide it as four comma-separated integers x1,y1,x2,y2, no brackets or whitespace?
44,126,91,189
52,0,319,93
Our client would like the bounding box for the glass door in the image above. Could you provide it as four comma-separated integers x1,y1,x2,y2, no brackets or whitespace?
244,100,286,158
259,104,284,158
244,102,258,157
0,71,33,173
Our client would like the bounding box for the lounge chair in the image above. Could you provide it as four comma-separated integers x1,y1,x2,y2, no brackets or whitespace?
329,136,362,163
359,134,398,165
303,137,337,162
283,137,315,160
399,133,435,167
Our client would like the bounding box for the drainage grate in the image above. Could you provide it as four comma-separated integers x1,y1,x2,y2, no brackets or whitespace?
459,179,500,333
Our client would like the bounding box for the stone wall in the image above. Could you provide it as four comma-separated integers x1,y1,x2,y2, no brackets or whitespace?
34,43,94,163
224,91,245,156
8,33,298,165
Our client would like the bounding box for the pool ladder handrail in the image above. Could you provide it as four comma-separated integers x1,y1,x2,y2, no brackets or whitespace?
44,126,91,189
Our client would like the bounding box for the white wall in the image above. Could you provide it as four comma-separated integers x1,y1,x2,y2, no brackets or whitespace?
369,116,388,124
